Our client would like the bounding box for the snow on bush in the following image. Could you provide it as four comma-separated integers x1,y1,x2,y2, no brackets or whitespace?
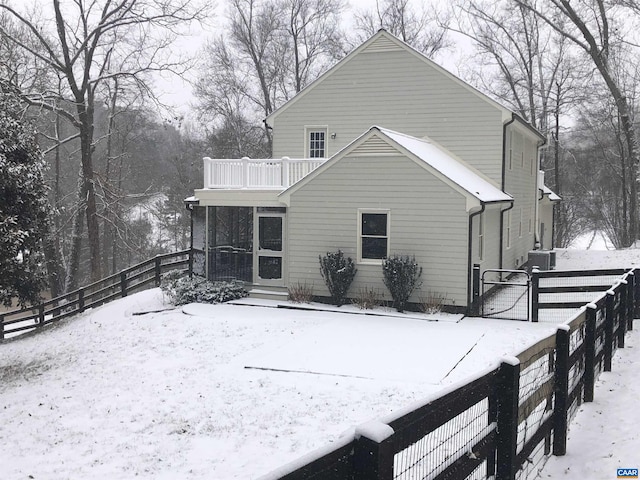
382,255,423,313
160,271,247,305
319,250,357,306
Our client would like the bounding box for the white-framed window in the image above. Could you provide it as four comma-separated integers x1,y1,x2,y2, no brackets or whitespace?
478,213,484,261
505,210,512,249
305,126,328,158
358,209,390,264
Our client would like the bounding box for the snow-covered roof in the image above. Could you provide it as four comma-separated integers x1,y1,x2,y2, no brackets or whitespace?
541,184,561,201
376,127,512,203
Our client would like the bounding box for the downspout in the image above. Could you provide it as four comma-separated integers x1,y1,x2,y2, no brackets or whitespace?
467,203,486,312
500,115,517,269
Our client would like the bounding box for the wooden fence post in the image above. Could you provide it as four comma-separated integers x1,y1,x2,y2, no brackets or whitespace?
553,326,570,456
155,257,162,287
618,282,627,349
531,268,539,323
188,249,194,278
38,304,45,328
353,421,395,480
472,264,481,316
496,359,520,480
604,291,614,372
78,289,85,313
635,268,640,319
1,314,4,340
121,272,128,298
628,272,635,331
584,305,597,403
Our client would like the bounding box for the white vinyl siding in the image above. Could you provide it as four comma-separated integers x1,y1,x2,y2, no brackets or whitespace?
287,151,470,306
272,46,505,183
502,123,539,269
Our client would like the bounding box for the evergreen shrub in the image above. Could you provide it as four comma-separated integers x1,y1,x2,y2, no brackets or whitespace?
319,250,357,306
382,255,423,312
160,271,247,306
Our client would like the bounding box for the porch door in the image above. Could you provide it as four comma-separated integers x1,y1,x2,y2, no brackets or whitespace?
255,213,285,286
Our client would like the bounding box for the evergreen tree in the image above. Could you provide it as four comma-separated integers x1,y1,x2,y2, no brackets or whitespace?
0,81,50,306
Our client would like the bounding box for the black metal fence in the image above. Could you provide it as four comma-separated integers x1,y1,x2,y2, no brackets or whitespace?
0,250,192,339
258,268,637,480
481,269,531,321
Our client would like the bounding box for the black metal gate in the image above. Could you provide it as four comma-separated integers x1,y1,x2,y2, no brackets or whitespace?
481,269,531,321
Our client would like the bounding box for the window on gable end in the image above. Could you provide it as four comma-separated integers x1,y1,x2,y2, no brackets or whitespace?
306,126,327,158
358,209,390,264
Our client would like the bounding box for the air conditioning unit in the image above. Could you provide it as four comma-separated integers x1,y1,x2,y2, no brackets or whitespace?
528,251,551,271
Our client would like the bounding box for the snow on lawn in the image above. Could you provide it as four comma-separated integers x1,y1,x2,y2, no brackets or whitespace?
1,289,558,480
1,247,638,479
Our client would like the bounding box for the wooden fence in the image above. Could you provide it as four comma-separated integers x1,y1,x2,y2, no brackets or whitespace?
0,250,192,339
258,268,637,480
531,268,634,322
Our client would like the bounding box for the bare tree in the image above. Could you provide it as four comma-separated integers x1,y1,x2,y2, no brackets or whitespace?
512,0,640,245
195,0,344,155
451,0,588,246
0,0,209,285
353,0,450,57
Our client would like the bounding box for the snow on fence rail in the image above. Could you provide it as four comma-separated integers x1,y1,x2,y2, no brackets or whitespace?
0,250,192,339
259,269,637,480
203,157,326,189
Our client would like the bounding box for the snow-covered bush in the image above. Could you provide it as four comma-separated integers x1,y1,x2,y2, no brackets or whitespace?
160,272,247,306
382,255,423,313
319,250,357,306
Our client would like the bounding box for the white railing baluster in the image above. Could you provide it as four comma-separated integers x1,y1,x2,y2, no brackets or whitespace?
201,156,327,189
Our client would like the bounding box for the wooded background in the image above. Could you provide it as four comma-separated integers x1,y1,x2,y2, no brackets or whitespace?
1,0,639,300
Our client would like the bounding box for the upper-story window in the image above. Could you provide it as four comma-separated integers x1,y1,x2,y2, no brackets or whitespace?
306,126,328,158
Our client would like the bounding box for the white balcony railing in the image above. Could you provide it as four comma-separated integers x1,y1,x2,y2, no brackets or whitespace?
203,157,326,189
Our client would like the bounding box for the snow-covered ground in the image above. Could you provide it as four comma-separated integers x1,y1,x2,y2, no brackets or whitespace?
0,247,637,479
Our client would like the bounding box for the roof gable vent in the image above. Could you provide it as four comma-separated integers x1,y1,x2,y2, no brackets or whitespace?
363,34,403,53
351,134,398,156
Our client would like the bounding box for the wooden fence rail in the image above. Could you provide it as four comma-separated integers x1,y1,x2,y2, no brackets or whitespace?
258,268,636,480
0,249,192,340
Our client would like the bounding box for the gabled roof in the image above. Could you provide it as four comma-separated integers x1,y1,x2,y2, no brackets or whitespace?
266,29,514,126
281,126,513,207
541,184,561,201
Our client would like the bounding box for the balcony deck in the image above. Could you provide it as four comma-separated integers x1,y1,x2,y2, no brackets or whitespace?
203,157,326,190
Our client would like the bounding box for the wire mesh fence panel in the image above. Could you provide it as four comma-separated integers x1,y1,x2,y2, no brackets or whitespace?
392,399,493,480
515,436,549,480
481,270,530,321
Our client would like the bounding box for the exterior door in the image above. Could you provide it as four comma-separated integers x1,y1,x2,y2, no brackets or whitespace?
255,213,285,286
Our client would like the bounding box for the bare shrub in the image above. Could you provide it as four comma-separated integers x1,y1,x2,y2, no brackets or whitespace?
352,286,381,310
288,282,314,303
419,291,447,314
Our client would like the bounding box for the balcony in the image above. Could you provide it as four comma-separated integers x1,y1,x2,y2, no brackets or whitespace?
203,157,327,190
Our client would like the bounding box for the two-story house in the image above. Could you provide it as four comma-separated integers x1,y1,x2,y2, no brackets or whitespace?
187,30,558,313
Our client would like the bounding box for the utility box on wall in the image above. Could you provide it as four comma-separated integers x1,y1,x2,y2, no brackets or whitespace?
528,251,551,271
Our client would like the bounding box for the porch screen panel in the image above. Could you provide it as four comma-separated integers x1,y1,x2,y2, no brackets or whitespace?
207,206,253,282
192,206,206,277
